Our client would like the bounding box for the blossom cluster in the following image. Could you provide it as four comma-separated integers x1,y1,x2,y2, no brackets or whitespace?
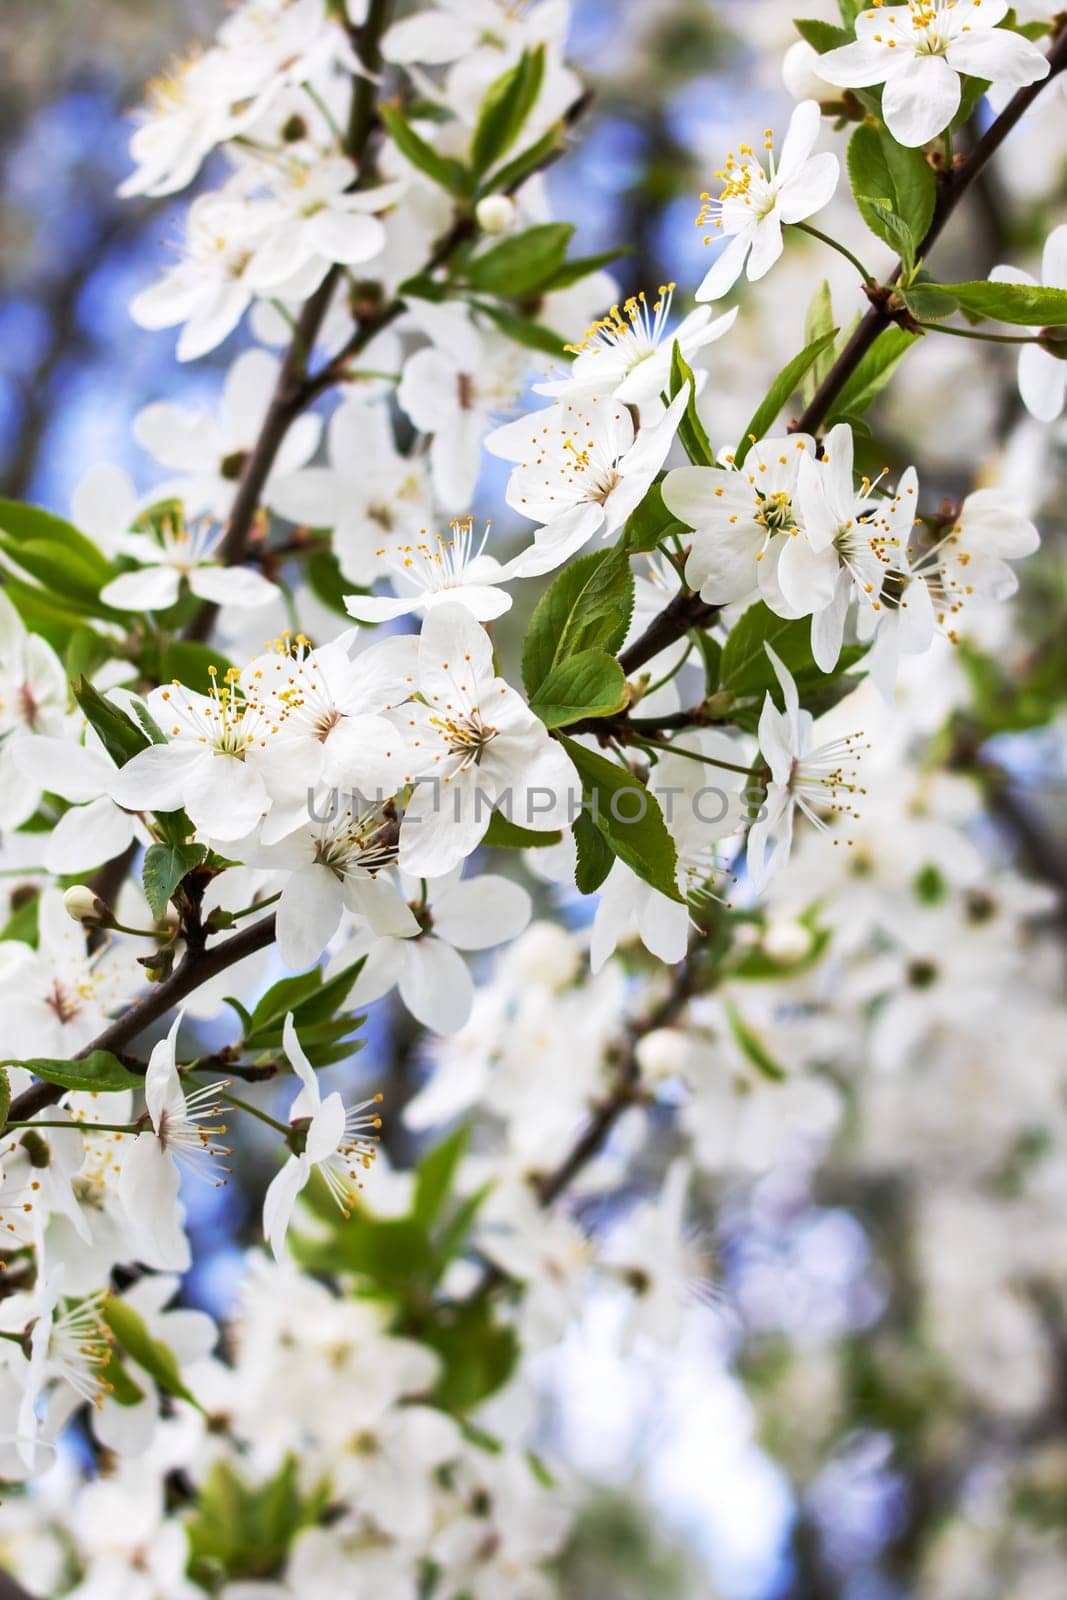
0,0,1064,1593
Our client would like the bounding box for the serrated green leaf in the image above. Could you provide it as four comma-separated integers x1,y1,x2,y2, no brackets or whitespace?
142,841,207,920
899,279,959,320
558,737,681,902
466,223,575,298
72,677,151,768
5,1051,146,1094
829,324,917,419
470,47,545,178
522,547,634,697
380,103,469,194
529,649,627,728
848,124,935,266
793,17,852,51
735,331,838,464
573,810,614,894
940,280,1067,327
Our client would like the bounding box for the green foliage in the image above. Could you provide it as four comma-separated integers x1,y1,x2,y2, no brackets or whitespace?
142,842,207,920
105,1296,201,1407
481,812,562,848
0,1067,11,1132
558,737,681,901
718,601,866,728
72,677,151,768
470,47,545,179
5,1051,146,1094
940,280,1067,326
485,121,565,197
529,650,628,728
735,330,837,462
793,17,852,51
848,124,936,273
828,325,917,421
726,999,787,1082
730,907,833,980
471,299,569,358
898,274,960,321
803,281,836,403
668,341,714,466
466,223,575,298
573,809,615,894
522,548,634,697
160,640,234,695
307,549,358,616
418,1297,519,1411
231,955,368,1067
186,1457,327,1588
0,500,120,622
622,481,689,553
380,103,468,194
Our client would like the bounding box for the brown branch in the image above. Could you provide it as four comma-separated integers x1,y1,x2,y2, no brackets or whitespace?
3,913,277,1128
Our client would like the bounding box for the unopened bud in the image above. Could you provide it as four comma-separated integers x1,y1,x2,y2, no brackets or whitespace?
635,1027,691,1081
762,919,813,964
63,886,109,926
782,40,833,102
476,194,516,236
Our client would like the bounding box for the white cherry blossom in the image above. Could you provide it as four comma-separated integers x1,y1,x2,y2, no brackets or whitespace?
100,507,279,613
990,224,1067,421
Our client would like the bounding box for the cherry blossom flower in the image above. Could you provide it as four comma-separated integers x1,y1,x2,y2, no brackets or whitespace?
748,646,867,889
119,47,264,199
14,731,141,874
694,101,839,301
817,1,1050,148
537,283,737,407
662,432,817,607
0,592,71,828
336,866,532,1035
395,603,580,877
486,385,692,577
990,224,1067,421
99,507,279,613
132,349,322,520
344,517,518,624
262,1014,383,1258
118,1014,230,1272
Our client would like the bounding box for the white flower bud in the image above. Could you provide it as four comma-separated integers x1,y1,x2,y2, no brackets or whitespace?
762,919,813,964
476,194,517,236
782,40,833,102
63,885,107,926
506,922,580,989
636,1027,691,1082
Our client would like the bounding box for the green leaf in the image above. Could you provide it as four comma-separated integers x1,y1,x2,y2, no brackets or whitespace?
413,1127,469,1227
735,330,838,464
719,602,821,697
161,639,234,695
848,124,935,265
72,677,151,768
668,341,714,466
522,548,634,697
306,550,359,617
97,1348,147,1408
0,1067,10,1131
481,811,562,848
7,1051,146,1094
803,281,836,403
0,500,114,583
622,480,689,554
105,1296,200,1407
1,578,95,652
380,103,469,194
466,223,575,298
250,969,328,1034
573,810,614,894
939,280,1067,327
1,891,39,947
470,47,545,178
142,842,207,920
529,649,628,729
558,737,681,902
472,299,569,359
899,278,960,320
186,1457,325,1587
794,17,852,50
829,325,916,419
483,121,564,197
539,245,631,291
726,1000,787,1082
419,1297,519,1411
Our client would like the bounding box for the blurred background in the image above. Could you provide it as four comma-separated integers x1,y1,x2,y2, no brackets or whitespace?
3,3,1067,1598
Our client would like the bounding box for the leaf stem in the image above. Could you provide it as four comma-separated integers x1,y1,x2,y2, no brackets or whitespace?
221,1091,291,1137
916,320,1046,345
793,220,876,286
